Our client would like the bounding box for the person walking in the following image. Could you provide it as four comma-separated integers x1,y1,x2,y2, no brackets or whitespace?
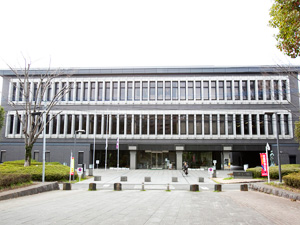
183,161,188,176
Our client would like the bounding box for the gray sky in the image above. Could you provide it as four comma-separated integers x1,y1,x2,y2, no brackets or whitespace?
1,0,300,69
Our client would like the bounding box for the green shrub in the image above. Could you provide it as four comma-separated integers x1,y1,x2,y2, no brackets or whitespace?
283,172,300,189
247,164,300,179
0,174,31,188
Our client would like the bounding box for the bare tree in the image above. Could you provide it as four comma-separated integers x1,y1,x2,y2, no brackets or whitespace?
6,61,72,166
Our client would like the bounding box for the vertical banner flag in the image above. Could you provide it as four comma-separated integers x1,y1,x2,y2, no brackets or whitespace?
70,157,75,175
116,137,119,149
260,153,268,176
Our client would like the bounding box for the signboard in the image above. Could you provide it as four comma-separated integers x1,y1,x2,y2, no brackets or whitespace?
96,160,100,165
208,167,214,174
260,153,268,176
77,167,83,175
70,157,75,175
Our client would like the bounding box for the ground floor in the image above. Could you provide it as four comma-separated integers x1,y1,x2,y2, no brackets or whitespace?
1,141,299,170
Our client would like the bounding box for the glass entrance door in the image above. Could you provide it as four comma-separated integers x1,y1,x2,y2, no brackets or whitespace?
151,152,163,169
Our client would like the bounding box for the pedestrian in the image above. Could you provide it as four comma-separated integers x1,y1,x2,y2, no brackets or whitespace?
183,161,188,176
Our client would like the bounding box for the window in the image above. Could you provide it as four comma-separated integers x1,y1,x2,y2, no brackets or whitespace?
157,81,163,100
157,115,163,134
127,115,132,134
172,81,178,100
142,115,147,135
68,82,74,101
76,82,81,101
188,81,194,100
211,81,216,100
203,81,209,100
74,115,79,131
83,82,88,101
120,82,125,101
16,116,21,134
82,115,87,132
282,80,287,100
220,115,225,135
180,115,186,135
104,115,109,135
165,82,171,100
142,82,148,101
127,82,133,101
12,82,17,101
259,115,265,135
212,115,217,135
250,81,256,100
227,81,232,100
219,81,224,100
277,114,281,135
9,115,14,134
60,114,65,134
19,85,23,101
89,115,94,134
105,82,110,101
172,115,179,135
180,81,186,100
244,115,249,135
67,115,72,134
242,81,248,100
196,115,202,135
134,115,140,134
54,82,59,98
252,115,257,135
90,82,95,101
150,81,155,100
258,80,263,100
134,81,140,101
78,152,84,165
236,115,241,135
234,81,240,100
284,114,289,135
274,80,279,100
46,115,50,134
111,115,117,134
204,115,210,135
98,82,103,101
52,116,57,134
119,115,124,135
266,80,271,100
150,115,155,134
228,115,233,135
196,81,201,100
112,82,118,101
188,115,194,135
96,115,102,134
267,114,273,135
33,83,38,101
165,115,171,135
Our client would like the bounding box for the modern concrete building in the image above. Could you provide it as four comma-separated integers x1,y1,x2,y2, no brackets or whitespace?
0,66,299,170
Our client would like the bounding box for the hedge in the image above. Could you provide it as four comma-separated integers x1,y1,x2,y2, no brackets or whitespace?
283,172,300,189
247,164,300,179
0,174,31,188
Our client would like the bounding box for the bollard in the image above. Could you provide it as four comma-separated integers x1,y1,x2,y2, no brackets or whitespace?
114,183,122,191
198,177,204,182
141,182,145,191
190,184,199,192
89,183,97,191
88,169,93,176
167,183,170,191
63,183,72,190
120,176,127,182
94,176,101,181
214,184,222,192
145,177,151,182
240,184,248,191
172,177,178,182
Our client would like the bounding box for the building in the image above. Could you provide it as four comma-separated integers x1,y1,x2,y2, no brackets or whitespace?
0,66,299,170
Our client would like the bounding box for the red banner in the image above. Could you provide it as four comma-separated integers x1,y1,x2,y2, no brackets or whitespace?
260,153,268,176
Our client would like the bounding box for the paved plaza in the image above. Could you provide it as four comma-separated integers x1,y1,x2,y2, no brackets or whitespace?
0,169,300,225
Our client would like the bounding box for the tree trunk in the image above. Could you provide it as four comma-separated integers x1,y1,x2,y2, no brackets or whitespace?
24,144,33,167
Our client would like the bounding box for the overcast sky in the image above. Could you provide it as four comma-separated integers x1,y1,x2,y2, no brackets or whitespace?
1,0,300,69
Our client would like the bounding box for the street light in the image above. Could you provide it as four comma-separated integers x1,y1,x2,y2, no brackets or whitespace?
69,129,85,182
266,112,282,183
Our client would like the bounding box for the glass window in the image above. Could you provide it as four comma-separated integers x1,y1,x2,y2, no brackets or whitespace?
112,82,118,101
105,82,110,101
196,81,201,100
236,115,241,135
157,82,163,100
68,82,74,101
219,81,224,100
284,114,289,135
104,115,109,134
267,114,273,135
165,82,171,100
212,115,217,135
150,115,155,134
150,81,155,100
250,80,256,100
19,85,23,101
228,115,233,135
244,115,249,135
196,115,202,135
242,81,248,100
258,80,263,100
52,116,57,134
33,83,38,101
9,115,14,134
111,115,117,134
165,115,171,135
234,81,240,100
119,115,125,135
252,115,257,135
266,80,271,100
259,115,265,135
98,82,103,101
211,81,216,100
180,81,186,100
282,80,287,100
277,114,281,135
16,116,21,134
46,115,50,134
188,115,194,135
142,82,148,101
78,152,84,165
120,82,125,101
180,115,186,135
83,82,88,101
203,81,209,100
127,115,132,134
274,80,279,100
157,115,163,134
54,82,59,98
142,115,147,134
127,82,133,101
96,115,102,134
188,81,194,100
134,81,140,101
60,114,65,134
220,115,225,135
227,81,232,100
12,82,17,101
172,115,179,135
172,81,178,100
67,115,72,134
60,82,66,101
204,115,210,135
82,115,87,132
90,82,95,101
74,115,79,132
134,115,140,134
76,82,81,101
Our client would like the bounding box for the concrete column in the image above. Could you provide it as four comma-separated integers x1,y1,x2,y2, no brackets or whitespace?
176,151,183,170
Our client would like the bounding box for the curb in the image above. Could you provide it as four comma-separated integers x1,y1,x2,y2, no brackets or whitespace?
0,182,60,201
249,183,300,202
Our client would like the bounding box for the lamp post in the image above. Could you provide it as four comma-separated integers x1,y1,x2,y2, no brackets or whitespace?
69,129,85,182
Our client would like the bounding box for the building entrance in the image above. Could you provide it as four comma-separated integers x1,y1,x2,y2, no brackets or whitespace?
137,150,175,169
151,151,163,169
